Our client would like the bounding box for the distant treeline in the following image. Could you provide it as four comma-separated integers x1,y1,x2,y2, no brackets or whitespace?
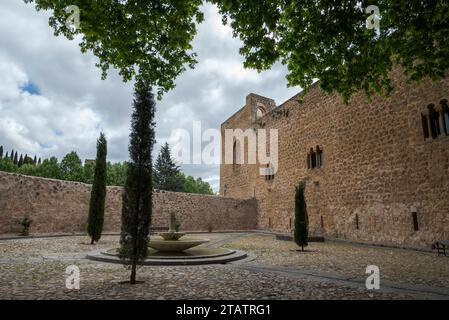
0,145,214,195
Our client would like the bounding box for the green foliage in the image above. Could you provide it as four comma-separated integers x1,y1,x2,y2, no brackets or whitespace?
27,0,449,103
0,148,211,193
0,157,17,173
23,155,35,166
24,0,204,99
60,151,83,182
87,133,108,244
83,160,95,184
17,164,39,176
119,80,156,284
294,181,308,251
107,162,128,186
37,157,63,179
180,173,215,195
153,142,184,192
19,214,33,236
18,155,24,167
213,0,449,103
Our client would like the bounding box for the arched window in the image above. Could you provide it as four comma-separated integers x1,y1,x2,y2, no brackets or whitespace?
256,106,266,120
428,104,441,138
233,140,242,167
310,148,317,169
441,100,449,135
307,146,324,170
317,146,323,167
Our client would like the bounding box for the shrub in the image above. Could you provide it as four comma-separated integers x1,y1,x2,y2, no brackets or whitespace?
19,214,33,236
294,181,309,251
87,133,108,244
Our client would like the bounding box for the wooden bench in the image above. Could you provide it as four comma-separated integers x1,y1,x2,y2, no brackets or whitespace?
432,241,449,256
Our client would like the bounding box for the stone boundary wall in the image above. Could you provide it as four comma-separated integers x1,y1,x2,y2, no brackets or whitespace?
0,172,258,235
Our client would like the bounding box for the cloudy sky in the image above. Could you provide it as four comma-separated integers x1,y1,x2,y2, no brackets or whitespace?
0,1,299,192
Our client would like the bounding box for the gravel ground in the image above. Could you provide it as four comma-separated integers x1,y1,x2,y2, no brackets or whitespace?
0,234,443,300
224,234,449,288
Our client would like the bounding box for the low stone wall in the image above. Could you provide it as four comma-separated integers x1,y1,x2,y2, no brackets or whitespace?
0,172,258,235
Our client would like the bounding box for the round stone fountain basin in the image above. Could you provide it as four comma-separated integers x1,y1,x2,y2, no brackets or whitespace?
87,247,248,265
148,238,209,252
159,232,185,241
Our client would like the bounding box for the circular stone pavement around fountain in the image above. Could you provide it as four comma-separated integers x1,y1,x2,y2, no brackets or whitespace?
86,247,248,266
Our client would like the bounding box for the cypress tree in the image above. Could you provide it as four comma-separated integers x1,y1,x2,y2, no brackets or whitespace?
18,155,24,167
87,133,108,244
33,155,37,165
0,146,3,158
294,181,309,251
13,152,18,165
119,80,155,284
153,142,184,192
5,152,8,159
10,150,14,161
38,158,42,165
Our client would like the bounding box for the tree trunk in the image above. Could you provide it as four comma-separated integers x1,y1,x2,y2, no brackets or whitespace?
130,259,137,284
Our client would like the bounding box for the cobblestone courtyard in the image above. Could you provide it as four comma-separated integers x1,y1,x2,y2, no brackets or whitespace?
1,233,448,300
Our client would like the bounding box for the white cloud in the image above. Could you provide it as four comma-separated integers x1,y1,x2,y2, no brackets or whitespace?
0,2,299,192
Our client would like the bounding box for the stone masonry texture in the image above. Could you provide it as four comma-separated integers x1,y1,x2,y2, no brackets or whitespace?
220,69,449,249
0,171,258,235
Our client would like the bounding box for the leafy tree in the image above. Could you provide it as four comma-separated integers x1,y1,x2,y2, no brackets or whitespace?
0,157,17,173
153,142,184,192
83,160,96,184
38,157,63,179
18,163,39,176
119,80,156,284
212,0,449,102
23,154,34,166
24,0,204,99
60,151,83,182
87,133,108,244
179,173,214,195
294,181,309,251
26,1,449,102
107,162,128,187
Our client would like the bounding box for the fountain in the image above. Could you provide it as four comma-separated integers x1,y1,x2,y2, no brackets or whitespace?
86,212,248,265
148,212,209,252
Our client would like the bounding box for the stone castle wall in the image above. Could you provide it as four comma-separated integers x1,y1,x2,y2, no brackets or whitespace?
0,171,258,235
220,70,449,249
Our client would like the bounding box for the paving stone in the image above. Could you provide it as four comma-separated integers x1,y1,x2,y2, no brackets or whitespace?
0,233,444,300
